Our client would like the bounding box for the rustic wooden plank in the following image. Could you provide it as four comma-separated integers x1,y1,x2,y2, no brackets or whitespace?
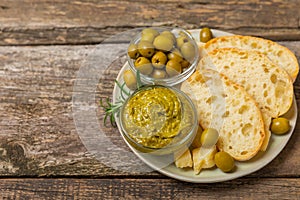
0,44,155,176
0,0,300,45
0,42,299,177
0,178,299,199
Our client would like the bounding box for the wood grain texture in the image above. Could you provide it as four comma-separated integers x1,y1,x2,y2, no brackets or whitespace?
0,178,299,199
0,0,300,45
0,42,300,178
0,44,155,176
0,0,299,198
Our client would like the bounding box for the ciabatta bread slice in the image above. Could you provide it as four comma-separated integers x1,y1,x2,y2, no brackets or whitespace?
181,69,265,161
198,48,294,118
200,35,299,82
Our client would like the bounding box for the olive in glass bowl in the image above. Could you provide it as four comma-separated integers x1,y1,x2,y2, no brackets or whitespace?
126,27,199,86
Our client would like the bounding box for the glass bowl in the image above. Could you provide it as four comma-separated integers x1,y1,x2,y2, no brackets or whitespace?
126,27,199,86
118,85,198,155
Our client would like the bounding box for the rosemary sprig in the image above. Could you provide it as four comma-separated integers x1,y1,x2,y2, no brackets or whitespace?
100,70,143,127
115,81,130,101
100,97,123,127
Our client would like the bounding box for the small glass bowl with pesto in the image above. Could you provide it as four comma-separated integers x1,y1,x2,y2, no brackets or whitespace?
119,85,198,155
126,27,199,86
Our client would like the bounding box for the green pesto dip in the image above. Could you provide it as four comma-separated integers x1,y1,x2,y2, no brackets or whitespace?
121,86,193,149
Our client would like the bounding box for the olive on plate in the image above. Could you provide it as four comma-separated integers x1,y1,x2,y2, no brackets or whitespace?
200,27,213,43
270,117,290,135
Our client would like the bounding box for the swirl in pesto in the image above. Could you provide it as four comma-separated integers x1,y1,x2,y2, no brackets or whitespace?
123,87,183,148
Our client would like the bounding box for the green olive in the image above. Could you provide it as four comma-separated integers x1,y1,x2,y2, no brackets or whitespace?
140,32,156,43
180,59,190,69
200,27,213,43
151,51,167,69
127,44,140,59
134,57,153,75
180,42,196,61
123,69,137,90
271,117,290,135
153,35,174,52
201,128,219,147
176,36,189,48
167,48,183,63
142,28,159,37
152,69,167,79
166,60,182,77
138,41,155,58
214,151,235,173
160,31,176,43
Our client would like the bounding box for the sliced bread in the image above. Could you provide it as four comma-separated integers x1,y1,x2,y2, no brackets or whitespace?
200,35,299,82
181,69,265,161
197,48,294,118
260,112,272,151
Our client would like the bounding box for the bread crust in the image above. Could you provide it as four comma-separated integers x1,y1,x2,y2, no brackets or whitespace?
201,35,299,82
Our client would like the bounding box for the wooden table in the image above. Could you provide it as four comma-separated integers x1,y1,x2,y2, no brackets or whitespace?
0,0,299,199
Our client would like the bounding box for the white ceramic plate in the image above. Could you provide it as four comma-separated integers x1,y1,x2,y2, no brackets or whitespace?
112,29,298,183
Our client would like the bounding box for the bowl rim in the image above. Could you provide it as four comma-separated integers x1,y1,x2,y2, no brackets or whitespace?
118,84,198,154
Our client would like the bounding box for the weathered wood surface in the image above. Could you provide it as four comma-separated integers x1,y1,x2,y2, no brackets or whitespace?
0,0,300,45
0,0,300,199
0,178,299,199
0,42,299,178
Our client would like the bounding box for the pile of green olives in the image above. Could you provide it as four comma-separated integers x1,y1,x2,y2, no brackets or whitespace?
127,28,196,79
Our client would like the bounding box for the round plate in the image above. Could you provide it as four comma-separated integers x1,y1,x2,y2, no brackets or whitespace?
113,29,298,183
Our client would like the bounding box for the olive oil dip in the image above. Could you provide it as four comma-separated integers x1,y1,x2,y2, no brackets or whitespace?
120,85,197,151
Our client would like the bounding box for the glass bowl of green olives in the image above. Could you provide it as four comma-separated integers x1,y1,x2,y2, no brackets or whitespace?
118,85,198,155
126,27,199,86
